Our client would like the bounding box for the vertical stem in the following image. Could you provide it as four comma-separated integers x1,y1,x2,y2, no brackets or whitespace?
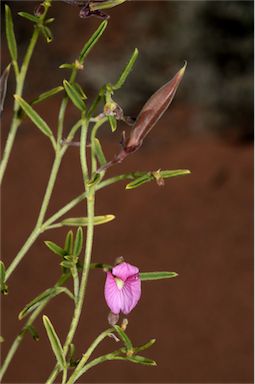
0,1,51,183
46,118,97,383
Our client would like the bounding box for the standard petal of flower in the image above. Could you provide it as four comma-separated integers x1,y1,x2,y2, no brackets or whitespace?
112,262,139,281
121,275,141,314
104,272,123,314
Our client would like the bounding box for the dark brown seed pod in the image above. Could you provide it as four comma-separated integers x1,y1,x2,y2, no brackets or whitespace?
100,62,187,171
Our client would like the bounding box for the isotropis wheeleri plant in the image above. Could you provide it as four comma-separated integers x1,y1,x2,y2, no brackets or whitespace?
0,1,190,382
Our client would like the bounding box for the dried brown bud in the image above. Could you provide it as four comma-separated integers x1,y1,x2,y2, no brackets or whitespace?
108,311,119,326
99,62,187,172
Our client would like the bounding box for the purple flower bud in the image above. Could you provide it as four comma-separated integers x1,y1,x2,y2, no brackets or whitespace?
63,0,109,19
104,262,141,315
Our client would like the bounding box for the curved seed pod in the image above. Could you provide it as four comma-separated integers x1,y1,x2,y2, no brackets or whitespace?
100,62,187,171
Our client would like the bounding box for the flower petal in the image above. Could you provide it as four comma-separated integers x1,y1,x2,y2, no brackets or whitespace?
121,274,141,314
112,262,139,281
104,272,123,314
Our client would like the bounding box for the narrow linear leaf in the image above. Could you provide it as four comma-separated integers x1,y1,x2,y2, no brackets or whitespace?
59,63,75,70
73,83,87,100
64,230,74,255
0,261,6,287
18,12,39,23
127,355,157,366
43,315,66,370
140,272,178,281
113,48,139,90
160,169,191,178
61,215,115,226
0,64,11,114
126,169,191,190
18,287,73,320
79,20,108,63
32,86,64,105
90,263,112,271
40,25,53,43
94,138,107,166
26,325,39,341
114,325,133,355
125,173,151,189
73,227,83,257
0,261,8,295
63,80,86,111
14,95,53,138
134,338,156,353
5,5,17,61
0,261,7,294
108,115,117,132
44,241,66,257
45,17,55,24
90,0,126,11
60,260,74,269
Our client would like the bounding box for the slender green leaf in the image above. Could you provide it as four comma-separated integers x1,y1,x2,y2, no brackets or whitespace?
79,20,108,63
32,86,64,105
59,63,74,70
18,12,39,23
90,263,112,271
113,48,138,90
73,227,83,257
0,63,11,114
134,339,156,353
63,80,86,111
73,83,87,100
5,5,17,61
45,17,55,24
0,261,8,295
43,315,66,370
64,230,74,255
160,169,191,179
0,261,6,287
108,115,117,132
90,0,126,11
40,25,53,43
14,95,53,138
18,287,74,320
127,355,157,366
44,241,66,257
26,325,39,341
140,272,178,281
114,325,133,355
94,138,107,166
126,169,191,189
61,215,115,226
60,260,74,269
125,174,151,189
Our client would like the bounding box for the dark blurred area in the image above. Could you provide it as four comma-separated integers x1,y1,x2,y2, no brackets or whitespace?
1,1,253,383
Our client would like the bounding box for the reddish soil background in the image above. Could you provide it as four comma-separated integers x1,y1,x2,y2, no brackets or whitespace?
1,1,253,383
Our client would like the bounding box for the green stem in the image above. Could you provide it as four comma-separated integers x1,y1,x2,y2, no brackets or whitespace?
46,118,96,383
69,350,124,382
0,1,51,184
5,67,80,281
67,328,113,384
0,273,70,380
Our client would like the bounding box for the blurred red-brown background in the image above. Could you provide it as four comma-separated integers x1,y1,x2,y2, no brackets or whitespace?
1,1,253,383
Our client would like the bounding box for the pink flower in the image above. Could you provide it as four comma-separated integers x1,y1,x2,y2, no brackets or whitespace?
104,262,141,315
